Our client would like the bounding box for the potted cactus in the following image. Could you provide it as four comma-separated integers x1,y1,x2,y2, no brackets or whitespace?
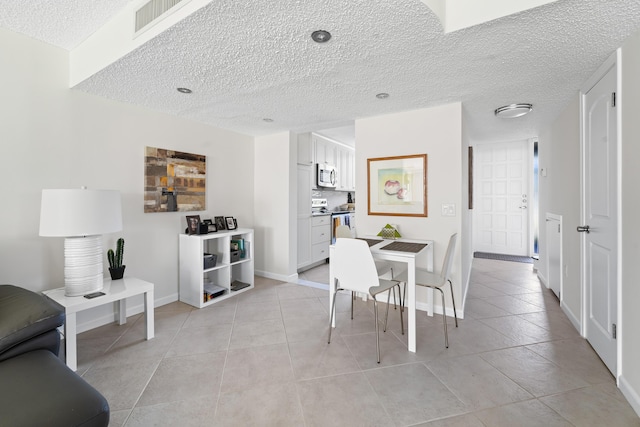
107,237,126,280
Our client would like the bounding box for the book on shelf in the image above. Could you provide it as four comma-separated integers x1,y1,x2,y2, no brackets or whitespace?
203,283,225,302
231,239,246,258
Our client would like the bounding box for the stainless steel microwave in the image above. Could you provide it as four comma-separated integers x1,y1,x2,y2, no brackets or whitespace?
317,164,337,188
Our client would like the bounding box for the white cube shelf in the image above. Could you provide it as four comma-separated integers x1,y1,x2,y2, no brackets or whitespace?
179,228,254,308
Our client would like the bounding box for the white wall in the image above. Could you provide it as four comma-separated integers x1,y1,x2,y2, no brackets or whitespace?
460,107,473,305
253,132,297,281
620,28,640,416
355,103,463,313
535,30,640,415
537,95,582,328
0,27,255,330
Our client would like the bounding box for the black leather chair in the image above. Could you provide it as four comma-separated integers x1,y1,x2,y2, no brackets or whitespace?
0,284,110,426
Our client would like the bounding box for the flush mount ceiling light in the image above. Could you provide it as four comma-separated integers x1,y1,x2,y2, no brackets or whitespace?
494,103,533,118
177,87,192,94
311,30,332,43
376,93,390,99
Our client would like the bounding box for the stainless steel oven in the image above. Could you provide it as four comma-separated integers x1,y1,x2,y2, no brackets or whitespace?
331,212,354,243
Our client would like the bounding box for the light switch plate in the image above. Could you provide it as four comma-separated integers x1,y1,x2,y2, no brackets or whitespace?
441,204,456,216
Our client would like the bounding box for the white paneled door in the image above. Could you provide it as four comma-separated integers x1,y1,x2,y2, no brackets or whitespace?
580,55,618,375
473,141,530,256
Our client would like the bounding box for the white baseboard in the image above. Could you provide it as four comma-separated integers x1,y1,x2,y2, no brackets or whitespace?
537,271,549,288
255,270,298,283
417,300,464,319
368,292,464,319
75,292,178,334
619,375,640,418
297,280,329,290
560,300,581,332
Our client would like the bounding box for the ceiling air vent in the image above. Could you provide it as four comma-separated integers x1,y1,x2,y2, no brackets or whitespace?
135,0,184,34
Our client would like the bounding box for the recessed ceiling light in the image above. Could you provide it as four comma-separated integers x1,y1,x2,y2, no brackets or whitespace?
376,93,390,99
495,103,533,118
263,118,274,123
177,87,192,94
311,30,332,43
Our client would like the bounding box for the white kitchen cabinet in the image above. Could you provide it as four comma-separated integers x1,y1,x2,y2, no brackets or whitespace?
297,163,313,269
336,145,355,191
336,146,347,191
311,215,331,263
311,133,354,191
297,133,314,165
297,217,311,268
179,229,254,308
313,135,336,166
297,164,313,214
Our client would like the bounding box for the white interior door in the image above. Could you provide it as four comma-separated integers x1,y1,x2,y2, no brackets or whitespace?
474,141,531,256
580,56,618,375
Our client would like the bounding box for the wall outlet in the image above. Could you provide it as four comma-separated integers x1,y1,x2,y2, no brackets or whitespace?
441,204,456,216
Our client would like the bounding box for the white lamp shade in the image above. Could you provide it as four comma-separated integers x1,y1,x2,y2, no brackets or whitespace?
39,189,123,237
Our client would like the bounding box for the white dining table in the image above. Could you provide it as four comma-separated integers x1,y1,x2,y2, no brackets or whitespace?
329,237,434,352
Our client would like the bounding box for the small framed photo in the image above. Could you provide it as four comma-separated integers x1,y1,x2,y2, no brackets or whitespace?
225,216,237,230
215,216,226,230
186,215,201,235
203,219,217,233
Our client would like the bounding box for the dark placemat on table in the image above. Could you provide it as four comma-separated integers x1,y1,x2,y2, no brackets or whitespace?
357,238,383,247
380,241,428,253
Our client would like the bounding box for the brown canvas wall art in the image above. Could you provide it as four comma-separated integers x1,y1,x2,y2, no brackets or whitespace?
144,146,206,213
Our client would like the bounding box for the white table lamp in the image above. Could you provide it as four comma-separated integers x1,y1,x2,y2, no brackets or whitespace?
39,188,123,296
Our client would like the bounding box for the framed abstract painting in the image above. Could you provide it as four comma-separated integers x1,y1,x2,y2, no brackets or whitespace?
367,154,427,217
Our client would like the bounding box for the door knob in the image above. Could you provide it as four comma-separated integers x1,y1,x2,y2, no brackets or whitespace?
577,225,590,233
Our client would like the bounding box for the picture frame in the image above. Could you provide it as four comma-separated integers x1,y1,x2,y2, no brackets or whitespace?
367,154,427,217
225,216,237,230
202,218,217,233
214,216,226,230
186,215,201,235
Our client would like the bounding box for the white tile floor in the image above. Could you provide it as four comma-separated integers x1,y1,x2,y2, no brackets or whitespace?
73,259,640,426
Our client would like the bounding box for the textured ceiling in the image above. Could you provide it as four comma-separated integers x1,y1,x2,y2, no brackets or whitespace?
2,0,640,142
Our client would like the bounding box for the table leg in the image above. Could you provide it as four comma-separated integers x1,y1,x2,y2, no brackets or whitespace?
407,258,416,352
118,298,127,325
145,290,155,340
329,249,336,328
65,311,77,371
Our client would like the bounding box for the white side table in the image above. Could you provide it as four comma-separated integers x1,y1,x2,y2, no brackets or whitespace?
43,276,155,371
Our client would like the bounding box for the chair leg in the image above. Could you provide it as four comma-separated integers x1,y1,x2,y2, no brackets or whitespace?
397,282,406,313
351,291,355,320
435,287,448,348
328,289,340,344
448,279,458,327
397,284,404,336
384,289,392,332
390,268,397,310
373,298,381,363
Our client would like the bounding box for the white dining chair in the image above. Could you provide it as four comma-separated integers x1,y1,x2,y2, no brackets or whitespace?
328,237,405,363
334,225,402,310
395,233,458,347
335,225,352,239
